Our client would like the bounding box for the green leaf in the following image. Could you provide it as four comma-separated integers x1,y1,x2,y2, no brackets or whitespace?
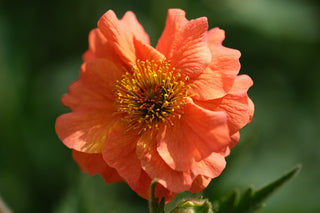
215,164,301,213
214,189,240,213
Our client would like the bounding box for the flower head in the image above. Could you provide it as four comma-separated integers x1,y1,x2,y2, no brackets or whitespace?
55,9,254,201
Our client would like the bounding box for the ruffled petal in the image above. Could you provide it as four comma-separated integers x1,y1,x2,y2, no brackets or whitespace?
156,9,211,79
134,38,165,62
61,59,123,111
97,10,150,66
189,175,211,193
82,28,108,61
137,133,194,193
156,9,188,56
82,49,95,62
207,27,226,48
131,170,177,201
121,11,150,45
82,29,124,67
195,75,254,134
187,66,232,100
100,125,176,201
191,152,226,180
102,123,142,186
157,98,230,171
230,131,240,149
248,97,255,122
55,104,118,153
72,150,122,183
137,130,231,194
188,28,241,100
189,150,228,193
100,128,176,201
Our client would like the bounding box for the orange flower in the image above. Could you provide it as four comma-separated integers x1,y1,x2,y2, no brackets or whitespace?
55,9,254,201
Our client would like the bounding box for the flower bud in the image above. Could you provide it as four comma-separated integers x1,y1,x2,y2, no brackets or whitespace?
171,198,213,213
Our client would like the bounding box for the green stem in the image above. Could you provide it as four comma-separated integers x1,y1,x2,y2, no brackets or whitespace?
149,179,165,213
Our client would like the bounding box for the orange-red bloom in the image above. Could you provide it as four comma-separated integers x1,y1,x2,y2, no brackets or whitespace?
55,9,254,201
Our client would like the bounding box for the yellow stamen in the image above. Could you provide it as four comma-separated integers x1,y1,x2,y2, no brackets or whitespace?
114,60,189,135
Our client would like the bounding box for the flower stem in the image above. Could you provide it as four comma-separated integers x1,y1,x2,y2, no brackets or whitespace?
149,179,165,213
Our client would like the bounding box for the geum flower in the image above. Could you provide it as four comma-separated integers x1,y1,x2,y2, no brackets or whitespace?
55,9,254,201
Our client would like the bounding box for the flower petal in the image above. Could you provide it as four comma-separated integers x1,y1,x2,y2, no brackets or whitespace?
121,11,150,45
137,133,194,193
82,49,95,62
188,28,241,100
189,150,228,193
61,59,123,111
156,9,188,56
97,10,150,66
195,75,254,134
191,152,226,180
82,28,108,61
157,98,230,171
156,9,211,79
137,131,229,193
102,123,142,186
101,127,176,201
55,106,117,153
189,175,211,193
57,60,121,153
230,131,240,149
130,170,177,201
248,97,254,122
72,150,122,183
187,66,231,100
207,27,226,48
82,28,124,67
134,38,165,62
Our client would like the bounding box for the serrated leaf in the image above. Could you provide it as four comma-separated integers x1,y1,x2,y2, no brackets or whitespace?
251,164,301,206
237,187,254,209
215,189,240,213
214,165,301,213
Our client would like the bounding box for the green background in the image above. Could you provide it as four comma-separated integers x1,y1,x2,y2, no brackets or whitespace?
0,0,319,212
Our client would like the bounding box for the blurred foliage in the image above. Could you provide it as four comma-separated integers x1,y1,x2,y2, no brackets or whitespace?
0,0,319,212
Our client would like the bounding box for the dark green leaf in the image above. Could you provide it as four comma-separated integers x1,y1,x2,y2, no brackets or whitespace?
214,189,240,213
214,165,301,213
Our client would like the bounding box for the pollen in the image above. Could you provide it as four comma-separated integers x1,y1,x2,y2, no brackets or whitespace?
114,60,189,134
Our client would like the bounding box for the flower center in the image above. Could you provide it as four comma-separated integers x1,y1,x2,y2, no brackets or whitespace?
114,60,189,134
